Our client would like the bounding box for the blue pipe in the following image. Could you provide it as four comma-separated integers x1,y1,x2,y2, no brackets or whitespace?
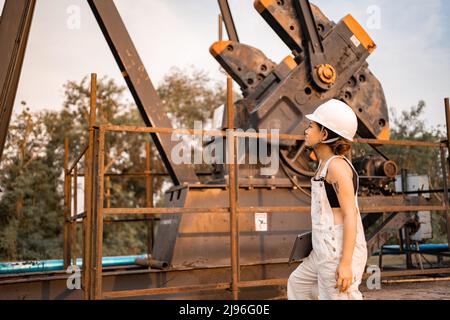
373,243,449,256
2,243,448,273
0,254,148,275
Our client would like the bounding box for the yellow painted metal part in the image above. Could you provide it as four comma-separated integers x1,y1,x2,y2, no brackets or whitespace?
254,0,275,14
377,125,391,140
209,41,232,57
282,55,297,70
316,63,337,85
342,14,377,54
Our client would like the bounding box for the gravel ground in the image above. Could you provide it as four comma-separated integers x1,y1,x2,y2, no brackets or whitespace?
360,280,450,300
360,254,450,300
275,254,450,300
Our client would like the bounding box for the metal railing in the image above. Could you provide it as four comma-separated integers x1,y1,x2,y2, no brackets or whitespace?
63,73,450,299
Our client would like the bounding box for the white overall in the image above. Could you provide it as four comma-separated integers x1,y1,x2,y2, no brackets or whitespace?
287,155,368,300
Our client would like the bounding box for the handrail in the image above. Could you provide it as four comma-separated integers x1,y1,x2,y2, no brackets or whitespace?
67,144,89,174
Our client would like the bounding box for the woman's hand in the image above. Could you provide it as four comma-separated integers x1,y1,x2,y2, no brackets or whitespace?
335,261,353,293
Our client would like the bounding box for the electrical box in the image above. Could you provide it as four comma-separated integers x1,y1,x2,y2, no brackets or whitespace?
395,175,433,241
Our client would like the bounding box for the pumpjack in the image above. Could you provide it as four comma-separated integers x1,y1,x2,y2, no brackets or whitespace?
153,0,397,268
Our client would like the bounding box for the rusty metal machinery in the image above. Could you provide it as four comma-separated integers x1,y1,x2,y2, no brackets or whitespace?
151,0,398,268
353,155,398,195
210,0,390,180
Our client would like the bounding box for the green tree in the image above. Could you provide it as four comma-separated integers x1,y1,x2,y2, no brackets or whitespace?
0,105,63,260
157,66,226,128
0,67,228,261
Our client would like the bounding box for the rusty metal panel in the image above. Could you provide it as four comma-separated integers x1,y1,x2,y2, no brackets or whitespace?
152,188,443,269
255,1,333,55
152,187,312,268
87,0,198,185
0,0,36,161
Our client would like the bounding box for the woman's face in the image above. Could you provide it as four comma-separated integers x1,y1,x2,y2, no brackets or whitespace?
304,121,326,147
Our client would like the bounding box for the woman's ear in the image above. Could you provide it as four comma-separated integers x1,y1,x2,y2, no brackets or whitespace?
321,128,328,141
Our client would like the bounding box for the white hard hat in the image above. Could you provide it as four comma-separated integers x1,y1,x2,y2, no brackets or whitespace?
305,99,358,141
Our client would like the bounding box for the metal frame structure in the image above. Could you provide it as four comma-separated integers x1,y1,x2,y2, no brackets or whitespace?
57,74,450,299
0,0,36,161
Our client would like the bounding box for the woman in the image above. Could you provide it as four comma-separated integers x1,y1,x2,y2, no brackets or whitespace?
287,99,368,300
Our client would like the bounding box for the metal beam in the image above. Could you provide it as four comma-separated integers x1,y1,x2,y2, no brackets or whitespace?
87,0,199,185
217,0,239,42
444,97,450,246
0,0,36,162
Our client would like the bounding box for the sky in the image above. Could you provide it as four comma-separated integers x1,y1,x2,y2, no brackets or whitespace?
1,0,450,130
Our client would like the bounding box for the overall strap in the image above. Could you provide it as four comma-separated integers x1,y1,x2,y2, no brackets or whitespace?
340,156,357,175
314,159,323,178
340,156,360,193
318,155,342,179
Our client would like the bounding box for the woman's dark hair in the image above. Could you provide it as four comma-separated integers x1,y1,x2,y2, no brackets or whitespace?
320,125,352,156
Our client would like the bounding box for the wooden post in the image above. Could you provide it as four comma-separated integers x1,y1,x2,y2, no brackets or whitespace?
443,97,450,246
72,165,78,267
218,14,223,41
83,73,97,300
63,138,72,269
106,176,111,208
145,142,154,256
227,76,240,300
91,127,105,300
